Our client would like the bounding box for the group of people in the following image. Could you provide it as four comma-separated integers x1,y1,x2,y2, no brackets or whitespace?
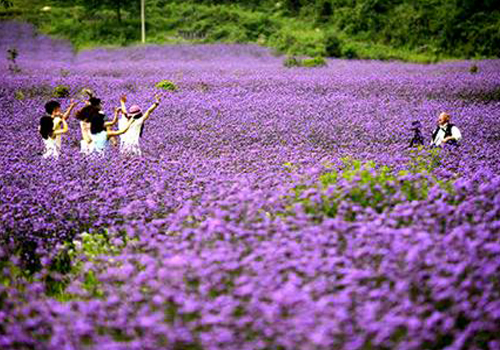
411,112,462,148
40,97,461,159
39,92,161,158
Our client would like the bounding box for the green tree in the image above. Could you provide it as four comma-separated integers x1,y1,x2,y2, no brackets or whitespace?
52,0,138,23
1,0,12,8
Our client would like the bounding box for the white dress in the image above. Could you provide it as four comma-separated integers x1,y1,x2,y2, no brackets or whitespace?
42,137,59,159
119,116,144,156
80,121,93,154
118,116,131,147
90,131,109,154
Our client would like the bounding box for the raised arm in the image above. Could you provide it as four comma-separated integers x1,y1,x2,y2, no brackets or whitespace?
107,117,134,137
120,95,128,115
53,119,68,136
62,100,79,120
104,108,120,127
142,94,161,121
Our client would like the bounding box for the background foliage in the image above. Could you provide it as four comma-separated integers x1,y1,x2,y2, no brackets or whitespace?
1,0,499,61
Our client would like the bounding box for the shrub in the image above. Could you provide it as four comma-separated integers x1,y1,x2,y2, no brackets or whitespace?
14,90,25,100
407,147,443,173
287,157,452,222
301,56,327,67
284,56,327,68
14,84,52,99
155,80,178,91
53,85,70,98
341,43,359,59
469,64,479,74
283,56,300,67
324,31,343,57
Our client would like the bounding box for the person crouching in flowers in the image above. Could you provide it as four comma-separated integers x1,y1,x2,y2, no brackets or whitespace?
89,107,134,154
430,112,462,147
39,116,68,158
119,94,161,156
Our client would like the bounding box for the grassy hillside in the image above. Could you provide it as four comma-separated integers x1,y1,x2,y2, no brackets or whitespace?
1,0,499,62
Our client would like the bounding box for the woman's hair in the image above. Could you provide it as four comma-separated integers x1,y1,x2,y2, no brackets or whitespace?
89,111,106,134
89,97,102,107
133,113,143,120
40,116,54,139
76,105,98,122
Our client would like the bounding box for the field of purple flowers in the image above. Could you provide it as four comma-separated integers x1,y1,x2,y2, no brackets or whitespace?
1,21,500,350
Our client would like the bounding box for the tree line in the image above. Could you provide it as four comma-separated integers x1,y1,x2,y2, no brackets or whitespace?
186,0,500,57
5,0,499,59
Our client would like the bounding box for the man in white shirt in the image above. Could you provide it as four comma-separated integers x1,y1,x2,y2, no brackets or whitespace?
119,94,161,156
430,112,462,147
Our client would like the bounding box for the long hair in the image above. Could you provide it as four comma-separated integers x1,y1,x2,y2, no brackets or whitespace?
89,111,106,134
40,116,54,139
76,105,98,122
89,97,101,107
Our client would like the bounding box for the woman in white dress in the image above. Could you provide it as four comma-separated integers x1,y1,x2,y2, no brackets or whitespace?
39,116,69,159
119,94,161,156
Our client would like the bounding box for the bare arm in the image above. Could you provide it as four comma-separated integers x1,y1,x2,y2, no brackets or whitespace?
104,108,120,127
142,94,161,122
120,95,128,115
53,119,68,135
62,100,79,120
107,118,134,137
80,122,92,143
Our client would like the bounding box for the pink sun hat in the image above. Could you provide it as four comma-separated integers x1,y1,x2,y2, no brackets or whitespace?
129,105,142,117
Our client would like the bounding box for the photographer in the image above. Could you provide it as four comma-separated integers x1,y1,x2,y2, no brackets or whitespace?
430,112,462,147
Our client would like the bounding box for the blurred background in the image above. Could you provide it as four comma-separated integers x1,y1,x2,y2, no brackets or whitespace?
1,0,499,62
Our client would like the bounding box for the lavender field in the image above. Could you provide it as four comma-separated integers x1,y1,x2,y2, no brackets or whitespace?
1,21,500,350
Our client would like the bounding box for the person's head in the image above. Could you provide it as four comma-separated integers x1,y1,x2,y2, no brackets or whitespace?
438,112,451,126
128,105,143,120
40,116,54,139
89,110,106,134
89,97,102,109
45,100,61,116
76,105,98,122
